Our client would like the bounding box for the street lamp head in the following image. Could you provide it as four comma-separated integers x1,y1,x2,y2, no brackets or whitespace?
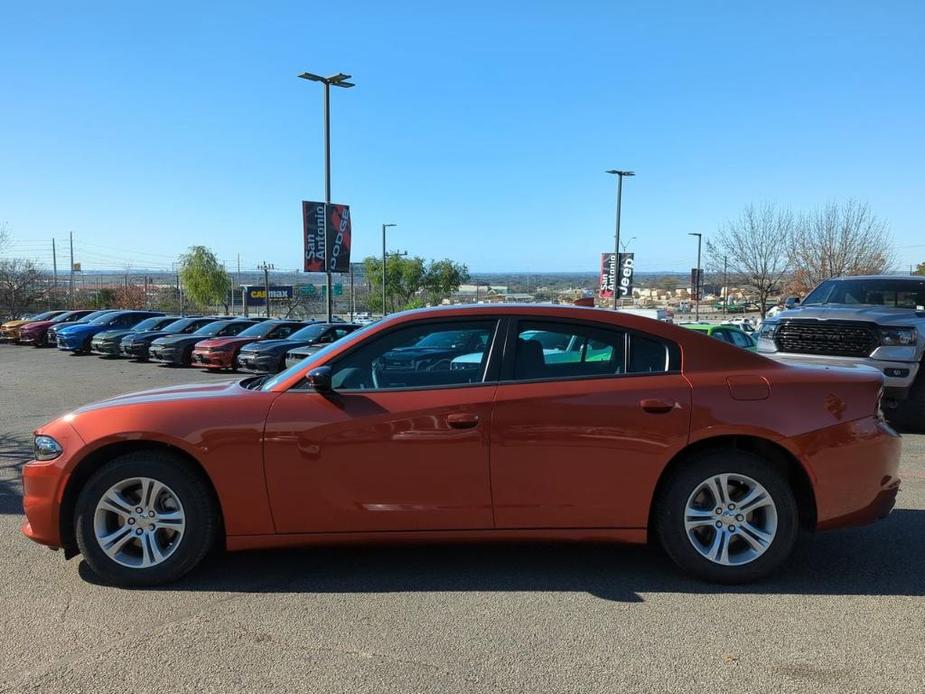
298,72,355,88
606,169,635,177
688,232,702,238
383,223,397,228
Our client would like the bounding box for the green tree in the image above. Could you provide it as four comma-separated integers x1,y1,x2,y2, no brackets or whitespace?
363,256,468,314
914,261,925,276
178,246,232,311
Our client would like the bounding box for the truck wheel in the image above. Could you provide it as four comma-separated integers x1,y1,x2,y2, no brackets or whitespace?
887,370,925,433
654,450,799,583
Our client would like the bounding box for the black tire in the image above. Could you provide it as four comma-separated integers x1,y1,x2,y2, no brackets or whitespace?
886,371,925,433
74,451,219,587
654,449,799,584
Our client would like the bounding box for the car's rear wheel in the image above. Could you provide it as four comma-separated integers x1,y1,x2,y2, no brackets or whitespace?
655,450,798,583
74,451,219,587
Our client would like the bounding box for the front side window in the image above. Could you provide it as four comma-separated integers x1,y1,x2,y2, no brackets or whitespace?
329,320,497,390
510,321,673,381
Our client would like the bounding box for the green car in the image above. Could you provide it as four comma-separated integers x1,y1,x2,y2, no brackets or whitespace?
680,322,757,351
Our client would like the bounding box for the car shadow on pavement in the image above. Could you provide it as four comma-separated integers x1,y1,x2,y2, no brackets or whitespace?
0,432,30,515
78,508,925,600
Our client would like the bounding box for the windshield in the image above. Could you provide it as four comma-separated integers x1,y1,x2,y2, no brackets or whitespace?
51,311,80,323
27,311,57,321
90,312,122,325
288,323,328,341
260,321,379,391
192,320,236,337
410,330,483,349
131,317,165,332
76,310,113,324
237,322,279,338
803,278,925,308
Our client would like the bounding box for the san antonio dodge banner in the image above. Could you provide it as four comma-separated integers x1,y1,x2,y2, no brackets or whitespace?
598,252,635,299
302,201,352,273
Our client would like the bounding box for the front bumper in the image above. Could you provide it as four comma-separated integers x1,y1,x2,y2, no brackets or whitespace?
56,337,87,352
18,332,42,345
120,341,151,358
237,352,277,373
149,345,184,364
762,351,919,398
192,349,235,368
91,340,122,356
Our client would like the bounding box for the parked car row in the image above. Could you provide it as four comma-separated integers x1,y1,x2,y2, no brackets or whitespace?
1,309,361,373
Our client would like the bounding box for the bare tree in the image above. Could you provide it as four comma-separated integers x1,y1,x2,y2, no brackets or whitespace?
788,200,894,294
0,257,44,319
706,203,793,317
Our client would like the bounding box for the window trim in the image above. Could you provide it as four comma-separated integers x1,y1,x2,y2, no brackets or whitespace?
292,316,507,393
498,316,681,385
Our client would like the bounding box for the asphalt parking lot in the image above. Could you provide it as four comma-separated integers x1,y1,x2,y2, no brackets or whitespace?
1,343,923,693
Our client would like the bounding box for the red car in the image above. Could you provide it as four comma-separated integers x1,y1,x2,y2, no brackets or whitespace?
22,305,900,587
190,320,307,371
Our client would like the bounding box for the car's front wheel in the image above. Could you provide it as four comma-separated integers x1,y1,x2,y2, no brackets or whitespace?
654,450,798,583
74,451,219,587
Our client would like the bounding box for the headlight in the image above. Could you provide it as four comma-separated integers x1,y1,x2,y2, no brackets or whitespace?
33,435,63,461
757,322,779,339
879,327,917,346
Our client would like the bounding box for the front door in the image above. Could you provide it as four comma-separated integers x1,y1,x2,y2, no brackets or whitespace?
263,318,501,533
490,318,691,529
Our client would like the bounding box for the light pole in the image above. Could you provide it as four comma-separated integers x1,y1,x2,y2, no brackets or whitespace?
605,170,635,309
621,235,636,253
689,232,702,321
381,223,396,316
298,71,355,323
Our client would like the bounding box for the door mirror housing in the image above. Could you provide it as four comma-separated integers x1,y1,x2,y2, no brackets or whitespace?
306,366,333,392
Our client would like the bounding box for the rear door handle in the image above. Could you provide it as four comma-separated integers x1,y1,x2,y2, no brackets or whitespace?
447,413,480,429
640,399,675,414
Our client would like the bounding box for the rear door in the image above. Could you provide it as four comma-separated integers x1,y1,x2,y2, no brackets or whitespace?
489,318,691,529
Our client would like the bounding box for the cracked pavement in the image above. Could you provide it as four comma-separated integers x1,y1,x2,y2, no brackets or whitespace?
1,343,923,693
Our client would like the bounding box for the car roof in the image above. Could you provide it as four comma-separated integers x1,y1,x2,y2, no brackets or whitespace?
823,275,924,282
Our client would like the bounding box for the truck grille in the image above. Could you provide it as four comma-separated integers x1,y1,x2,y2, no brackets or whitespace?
776,320,879,358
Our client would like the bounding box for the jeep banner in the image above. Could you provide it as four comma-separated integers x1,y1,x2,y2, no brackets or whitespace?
302,201,352,273
598,252,635,299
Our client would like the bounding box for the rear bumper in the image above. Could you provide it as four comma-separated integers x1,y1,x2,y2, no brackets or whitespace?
797,417,902,531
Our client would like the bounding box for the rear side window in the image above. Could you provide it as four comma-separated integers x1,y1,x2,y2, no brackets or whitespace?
510,321,675,381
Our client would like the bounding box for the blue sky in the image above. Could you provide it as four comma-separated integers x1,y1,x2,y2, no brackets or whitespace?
1,1,923,274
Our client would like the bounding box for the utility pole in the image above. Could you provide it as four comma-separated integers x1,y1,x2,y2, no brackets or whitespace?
689,232,703,321
68,231,74,309
723,256,728,316
349,262,355,322
51,238,58,308
236,253,241,316
605,170,635,309
298,71,355,323
258,262,274,318
382,223,397,317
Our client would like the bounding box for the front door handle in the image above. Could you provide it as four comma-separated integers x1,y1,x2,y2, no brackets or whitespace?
640,398,675,414
447,413,480,429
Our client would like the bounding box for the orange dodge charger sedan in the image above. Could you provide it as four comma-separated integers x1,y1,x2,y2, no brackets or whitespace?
22,304,901,586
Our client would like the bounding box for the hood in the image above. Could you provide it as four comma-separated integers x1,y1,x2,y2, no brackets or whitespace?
153,334,206,346
49,321,83,333
243,338,309,353
195,336,254,349
58,323,99,335
74,380,245,415
288,343,323,357
20,320,55,333
2,319,30,329
769,305,923,326
93,329,133,341
123,330,171,342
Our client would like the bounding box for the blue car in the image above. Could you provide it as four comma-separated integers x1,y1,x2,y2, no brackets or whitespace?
55,310,164,354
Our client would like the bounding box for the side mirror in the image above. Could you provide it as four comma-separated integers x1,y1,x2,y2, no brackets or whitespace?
306,366,333,392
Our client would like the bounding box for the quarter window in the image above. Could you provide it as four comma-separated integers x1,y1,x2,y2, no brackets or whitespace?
329,320,497,390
